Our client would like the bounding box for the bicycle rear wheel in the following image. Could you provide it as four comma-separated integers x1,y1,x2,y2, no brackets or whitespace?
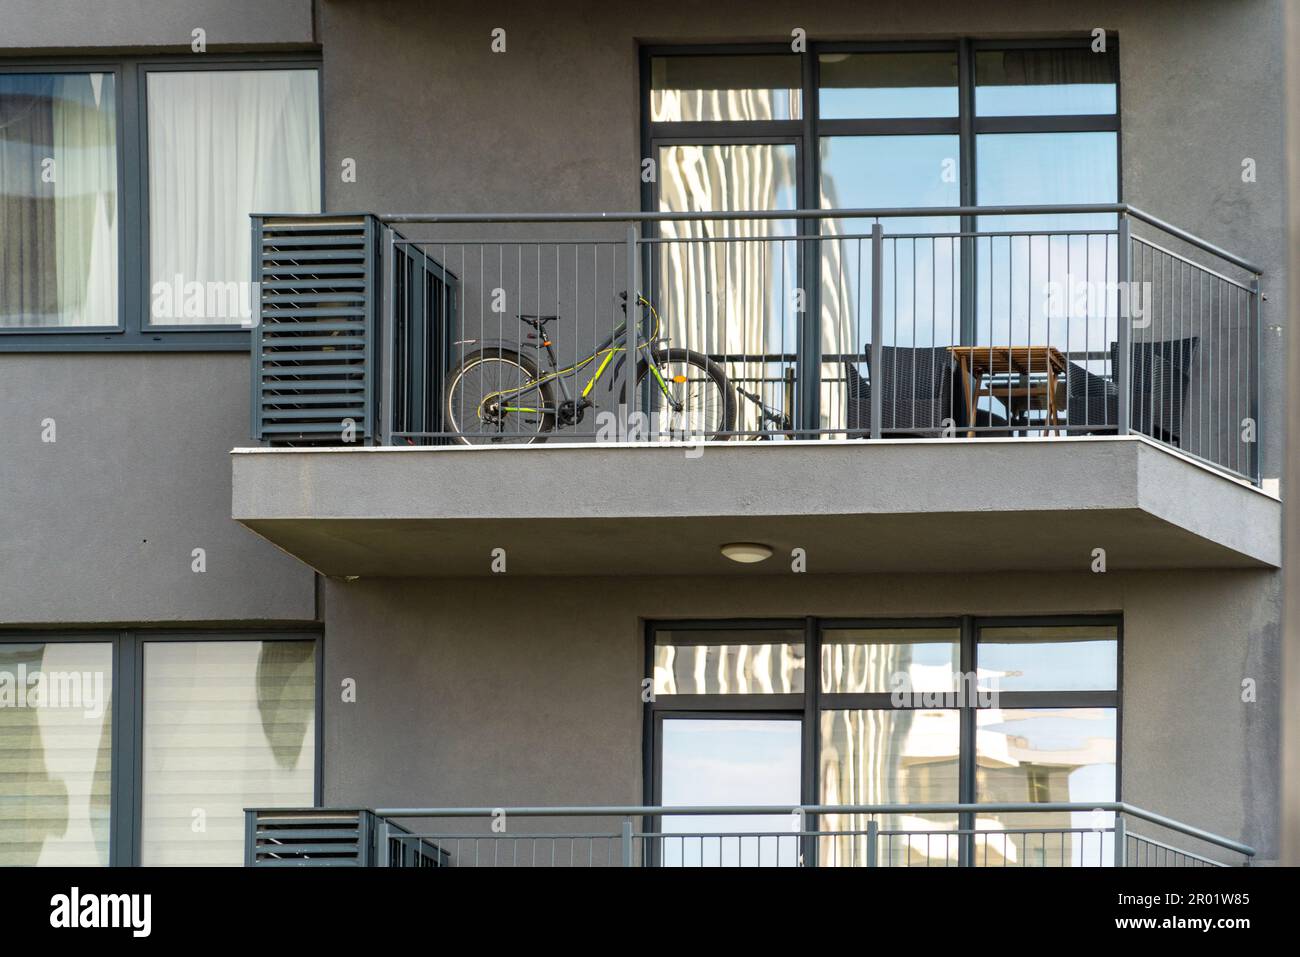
444,347,557,445
636,347,737,439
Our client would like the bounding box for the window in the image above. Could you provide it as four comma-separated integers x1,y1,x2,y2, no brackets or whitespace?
642,40,1119,432
0,72,118,329
0,57,320,349
647,617,1119,867
146,69,320,327
0,631,318,866
0,640,112,865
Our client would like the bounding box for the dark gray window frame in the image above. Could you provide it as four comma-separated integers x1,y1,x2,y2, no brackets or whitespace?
644,614,1122,865
0,628,322,866
639,36,1122,428
0,53,324,352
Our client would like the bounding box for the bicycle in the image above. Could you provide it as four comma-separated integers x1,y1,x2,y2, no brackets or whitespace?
443,292,790,444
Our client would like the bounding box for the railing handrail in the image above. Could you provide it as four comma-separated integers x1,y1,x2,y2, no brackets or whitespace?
360,802,1254,859
372,204,1261,276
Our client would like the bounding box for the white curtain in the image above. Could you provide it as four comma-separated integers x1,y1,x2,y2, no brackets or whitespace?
148,70,320,325
54,73,117,326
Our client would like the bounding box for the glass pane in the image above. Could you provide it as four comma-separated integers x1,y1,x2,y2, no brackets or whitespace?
649,54,802,122
141,640,316,865
820,134,960,234
819,51,958,119
655,143,799,437
821,627,960,694
976,48,1118,116
0,642,112,865
660,718,801,866
976,131,1118,230
653,632,804,694
819,709,960,865
0,73,118,328
975,708,1117,866
147,70,320,325
977,624,1118,692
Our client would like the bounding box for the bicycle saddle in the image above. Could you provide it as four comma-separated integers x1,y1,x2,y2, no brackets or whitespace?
517,313,559,328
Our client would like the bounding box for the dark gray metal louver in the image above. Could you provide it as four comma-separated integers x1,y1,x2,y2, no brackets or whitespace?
245,808,448,867
251,215,379,445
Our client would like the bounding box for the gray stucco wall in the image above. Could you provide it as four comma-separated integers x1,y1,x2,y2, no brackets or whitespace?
0,354,316,624
0,0,314,51
321,568,1280,860
319,0,1287,479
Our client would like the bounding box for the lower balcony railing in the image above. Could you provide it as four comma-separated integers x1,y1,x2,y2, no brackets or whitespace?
245,803,1256,868
250,203,1262,483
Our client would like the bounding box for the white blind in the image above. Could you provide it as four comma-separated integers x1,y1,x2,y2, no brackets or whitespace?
141,640,315,866
0,642,112,866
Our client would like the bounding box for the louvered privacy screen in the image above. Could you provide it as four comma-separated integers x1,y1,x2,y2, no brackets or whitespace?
252,215,380,445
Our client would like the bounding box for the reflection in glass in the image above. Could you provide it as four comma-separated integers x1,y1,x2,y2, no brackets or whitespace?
819,709,960,865
655,143,799,435
976,708,1117,866
976,131,1117,230
649,55,802,122
0,642,112,865
976,48,1118,116
0,73,118,327
653,636,804,695
978,625,1119,692
660,718,801,866
974,131,1119,373
821,628,960,694
147,70,320,325
819,135,961,433
141,640,315,865
819,51,958,119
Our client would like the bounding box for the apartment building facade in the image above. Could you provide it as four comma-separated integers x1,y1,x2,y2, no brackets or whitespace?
0,0,1285,867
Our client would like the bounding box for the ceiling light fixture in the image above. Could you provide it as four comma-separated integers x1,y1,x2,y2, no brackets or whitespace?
720,542,774,564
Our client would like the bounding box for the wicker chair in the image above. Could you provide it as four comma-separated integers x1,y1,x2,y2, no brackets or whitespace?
1065,337,1199,444
844,345,972,436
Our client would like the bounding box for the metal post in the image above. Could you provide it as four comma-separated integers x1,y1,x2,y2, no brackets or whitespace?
625,223,640,434
377,817,391,868
870,222,884,440
1113,815,1127,868
620,818,634,867
380,222,397,446
1116,214,1132,435
243,810,257,867
865,818,879,867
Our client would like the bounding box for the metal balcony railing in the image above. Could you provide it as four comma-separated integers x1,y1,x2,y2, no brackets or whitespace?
250,204,1262,483
243,802,1255,868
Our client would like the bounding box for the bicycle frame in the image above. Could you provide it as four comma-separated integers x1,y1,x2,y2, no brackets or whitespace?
489,295,676,416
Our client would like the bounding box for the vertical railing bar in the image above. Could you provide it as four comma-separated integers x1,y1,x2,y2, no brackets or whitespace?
870,222,884,439
626,223,639,430
1116,214,1131,434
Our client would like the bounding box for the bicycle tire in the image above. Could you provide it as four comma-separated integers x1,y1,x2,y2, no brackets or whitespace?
636,347,737,439
444,347,558,445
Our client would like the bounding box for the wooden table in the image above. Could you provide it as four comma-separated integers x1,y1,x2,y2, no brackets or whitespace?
947,345,1067,437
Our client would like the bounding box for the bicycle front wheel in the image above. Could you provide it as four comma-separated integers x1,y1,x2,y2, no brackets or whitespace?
444,347,557,445
636,348,737,440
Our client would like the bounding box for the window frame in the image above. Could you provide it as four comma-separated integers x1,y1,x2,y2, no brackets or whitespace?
0,53,324,352
0,628,322,866
644,614,1122,865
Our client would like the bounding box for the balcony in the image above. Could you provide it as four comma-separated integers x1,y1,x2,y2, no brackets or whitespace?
244,802,1256,867
232,205,1279,576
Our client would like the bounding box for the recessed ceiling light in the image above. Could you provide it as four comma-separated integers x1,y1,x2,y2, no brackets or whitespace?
720,542,773,564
